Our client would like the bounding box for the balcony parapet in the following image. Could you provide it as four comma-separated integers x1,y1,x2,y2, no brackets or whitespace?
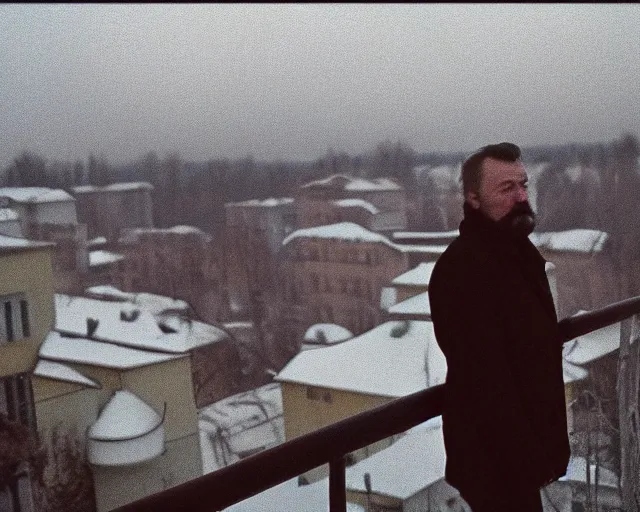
88,390,166,467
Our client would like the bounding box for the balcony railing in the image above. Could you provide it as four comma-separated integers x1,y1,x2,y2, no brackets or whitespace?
115,295,640,512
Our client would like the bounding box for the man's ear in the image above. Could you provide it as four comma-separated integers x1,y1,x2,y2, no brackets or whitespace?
466,191,481,209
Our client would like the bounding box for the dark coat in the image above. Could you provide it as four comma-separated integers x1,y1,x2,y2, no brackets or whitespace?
428,203,570,499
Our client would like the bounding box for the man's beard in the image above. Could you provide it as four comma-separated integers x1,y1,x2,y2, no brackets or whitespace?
497,201,536,237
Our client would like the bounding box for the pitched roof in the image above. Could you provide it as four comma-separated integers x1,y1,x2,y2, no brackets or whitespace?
345,422,446,499
34,360,100,388
391,262,436,286
530,229,609,253
276,321,446,397
0,187,74,203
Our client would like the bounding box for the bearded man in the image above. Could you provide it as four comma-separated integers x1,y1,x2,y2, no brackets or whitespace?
428,143,570,511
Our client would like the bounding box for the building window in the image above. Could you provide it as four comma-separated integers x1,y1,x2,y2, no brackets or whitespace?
1,295,30,344
0,374,35,432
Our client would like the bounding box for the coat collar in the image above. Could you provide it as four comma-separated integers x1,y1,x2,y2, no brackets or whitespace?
458,202,557,321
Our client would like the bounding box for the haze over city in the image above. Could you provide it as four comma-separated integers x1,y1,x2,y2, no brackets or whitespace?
1,3,639,169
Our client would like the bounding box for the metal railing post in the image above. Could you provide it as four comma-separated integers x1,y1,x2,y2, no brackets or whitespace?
329,456,347,512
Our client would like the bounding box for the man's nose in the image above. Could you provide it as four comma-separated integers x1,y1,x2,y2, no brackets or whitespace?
516,185,528,202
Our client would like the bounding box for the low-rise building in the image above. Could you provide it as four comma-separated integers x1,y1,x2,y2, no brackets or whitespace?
275,320,446,482
345,420,469,512
117,225,227,324
280,222,409,342
0,234,55,512
296,174,408,234
71,182,153,242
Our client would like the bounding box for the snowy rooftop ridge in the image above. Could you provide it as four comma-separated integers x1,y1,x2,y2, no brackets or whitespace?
0,187,74,203
276,321,446,397
562,315,621,366
34,360,100,388
530,229,609,253
391,262,436,286
40,331,183,370
89,390,162,440
72,182,153,193
54,293,227,353
0,208,19,221
387,291,431,317
301,174,402,191
331,199,379,214
89,250,125,267
282,222,398,249
0,234,53,252
227,197,294,207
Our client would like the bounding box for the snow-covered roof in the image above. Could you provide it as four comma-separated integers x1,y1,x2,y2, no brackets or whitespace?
89,390,162,440
87,236,107,248
559,456,619,489
387,292,431,317
331,199,379,215
89,250,125,267
0,208,19,221
379,287,397,311
55,294,228,353
530,230,609,253
562,317,620,366
282,222,398,250
393,230,459,241
303,324,353,344
276,321,446,397
88,390,165,466
227,198,294,207
33,360,100,388
0,187,74,203
301,174,402,192
392,243,448,255
199,383,283,473
72,182,153,193
120,225,211,243
224,477,364,512
84,286,190,314
391,262,435,287
40,331,182,370
345,423,445,500
0,234,53,252
562,359,588,384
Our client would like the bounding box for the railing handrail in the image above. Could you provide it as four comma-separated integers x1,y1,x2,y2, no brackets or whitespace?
114,295,640,512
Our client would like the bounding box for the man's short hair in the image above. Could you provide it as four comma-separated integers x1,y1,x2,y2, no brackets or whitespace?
461,142,521,196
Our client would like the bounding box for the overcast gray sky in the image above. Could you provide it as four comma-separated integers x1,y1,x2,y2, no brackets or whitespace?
1,3,639,168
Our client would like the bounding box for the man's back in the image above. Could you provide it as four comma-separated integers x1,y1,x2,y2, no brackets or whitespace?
428,202,570,504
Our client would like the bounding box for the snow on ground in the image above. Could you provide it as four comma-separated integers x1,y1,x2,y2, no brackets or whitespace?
199,384,284,474
34,360,100,388
391,262,435,287
276,321,446,397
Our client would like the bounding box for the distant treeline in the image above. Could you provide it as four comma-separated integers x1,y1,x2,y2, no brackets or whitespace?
2,135,638,239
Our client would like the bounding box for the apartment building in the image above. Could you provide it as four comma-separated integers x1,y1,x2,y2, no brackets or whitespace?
280,222,409,343
0,234,55,512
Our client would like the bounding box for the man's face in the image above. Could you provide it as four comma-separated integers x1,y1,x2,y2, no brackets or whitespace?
466,157,535,234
